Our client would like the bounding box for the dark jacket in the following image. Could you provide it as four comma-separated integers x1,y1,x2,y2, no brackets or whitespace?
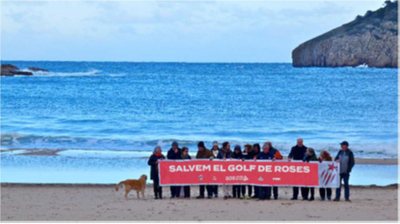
303,154,318,162
168,149,182,160
196,148,214,159
167,147,181,159
217,148,233,159
148,154,166,180
288,145,307,160
181,154,192,160
243,150,256,160
256,152,274,160
232,151,244,159
253,149,260,158
211,147,220,158
334,149,355,173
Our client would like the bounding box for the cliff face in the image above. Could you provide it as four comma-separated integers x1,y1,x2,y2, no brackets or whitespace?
292,2,398,68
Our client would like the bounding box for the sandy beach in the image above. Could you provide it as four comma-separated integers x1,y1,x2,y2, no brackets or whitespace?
1,183,397,221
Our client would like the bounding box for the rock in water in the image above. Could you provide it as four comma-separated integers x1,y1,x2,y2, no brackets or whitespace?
13,71,33,76
292,1,398,68
28,67,49,72
1,64,35,76
1,64,19,76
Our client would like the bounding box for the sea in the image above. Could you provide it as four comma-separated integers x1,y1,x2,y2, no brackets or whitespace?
1,61,398,185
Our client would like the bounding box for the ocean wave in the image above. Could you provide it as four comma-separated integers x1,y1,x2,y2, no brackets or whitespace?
18,69,125,77
356,63,369,68
1,133,397,158
32,69,101,77
0,133,198,151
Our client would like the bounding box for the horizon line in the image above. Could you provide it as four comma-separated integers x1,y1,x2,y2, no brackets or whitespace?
1,60,292,64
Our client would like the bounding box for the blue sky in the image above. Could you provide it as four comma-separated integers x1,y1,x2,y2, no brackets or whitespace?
1,1,384,62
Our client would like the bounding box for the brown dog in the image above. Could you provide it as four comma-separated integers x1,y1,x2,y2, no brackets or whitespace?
115,174,147,199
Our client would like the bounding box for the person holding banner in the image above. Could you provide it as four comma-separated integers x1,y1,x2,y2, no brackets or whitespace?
195,141,215,199
252,143,261,199
255,143,275,200
266,141,283,200
232,145,245,199
167,141,181,198
176,147,191,198
334,141,355,202
211,141,220,198
148,146,166,199
253,143,261,157
218,142,233,200
318,149,333,201
303,147,318,201
288,138,308,200
243,144,254,199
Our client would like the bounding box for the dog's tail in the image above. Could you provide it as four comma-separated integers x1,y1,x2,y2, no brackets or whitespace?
115,181,125,191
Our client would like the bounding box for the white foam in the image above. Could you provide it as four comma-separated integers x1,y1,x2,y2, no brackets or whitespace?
31,69,103,77
356,63,369,68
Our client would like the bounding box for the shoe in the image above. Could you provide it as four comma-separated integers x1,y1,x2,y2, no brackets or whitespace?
308,197,314,201
327,196,331,201
251,195,258,199
345,198,352,202
240,195,245,199
224,196,228,200
274,197,278,200
290,198,298,200
215,194,218,198
155,195,159,200
321,197,325,201
247,196,251,199
196,195,205,199
207,195,213,199
333,198,340,201
302,198,308,201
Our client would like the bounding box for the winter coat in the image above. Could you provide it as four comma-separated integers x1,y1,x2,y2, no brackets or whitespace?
196,148,214,159
148,154,166,180
181,153,192,160
256,152,274,160
217,148,233,159
243,150,256,160
303,154,318,162
167,147,181,159
334,149,355,173
168,149,182,160
288,145,307,160
270,147,283,160
211,147,220,158
232,151,244,159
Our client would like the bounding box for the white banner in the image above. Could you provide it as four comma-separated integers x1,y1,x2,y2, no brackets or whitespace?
318,161,340,188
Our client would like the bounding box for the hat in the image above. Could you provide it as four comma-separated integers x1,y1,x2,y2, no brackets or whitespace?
234,145,241,151
172,141,178,147
340,141,349,146
198,141,205,148
213,141,218,146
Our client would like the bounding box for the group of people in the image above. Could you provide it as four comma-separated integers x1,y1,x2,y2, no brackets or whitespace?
147,138,355,202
